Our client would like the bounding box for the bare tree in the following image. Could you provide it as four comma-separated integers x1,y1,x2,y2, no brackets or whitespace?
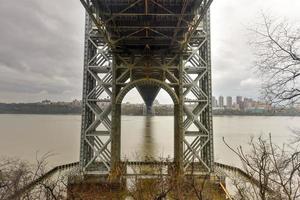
121,157,223,200
1,154,226,199
251,14,300,106
0,153,69,200
67,157,223,200
224,135,300,200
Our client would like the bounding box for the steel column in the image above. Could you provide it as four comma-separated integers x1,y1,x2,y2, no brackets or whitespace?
80,12,113,174
182,11,214,172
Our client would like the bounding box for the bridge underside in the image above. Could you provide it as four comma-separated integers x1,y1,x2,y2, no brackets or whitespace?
79,0,214,175
136,85,160,114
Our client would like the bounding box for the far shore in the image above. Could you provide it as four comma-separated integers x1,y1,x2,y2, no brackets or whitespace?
1,113,300,117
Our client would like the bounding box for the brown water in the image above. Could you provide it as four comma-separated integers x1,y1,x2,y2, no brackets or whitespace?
0,114,299,168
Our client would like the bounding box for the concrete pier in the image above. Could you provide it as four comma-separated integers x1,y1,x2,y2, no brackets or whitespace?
67,173,228,199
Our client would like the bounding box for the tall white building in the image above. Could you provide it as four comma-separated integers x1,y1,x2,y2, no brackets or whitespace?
226,96,232,108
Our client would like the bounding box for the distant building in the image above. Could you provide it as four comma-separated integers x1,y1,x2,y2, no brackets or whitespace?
71,99,81,106
233,102,240,110
244,98,254,110
212,96,217,107
226,96,232,108
236,96,242,105
219,96,224,108
236,96,243,110
256,101,272,111
41,99,51,105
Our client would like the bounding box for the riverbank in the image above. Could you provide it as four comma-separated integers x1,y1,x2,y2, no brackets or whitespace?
1,103,300,116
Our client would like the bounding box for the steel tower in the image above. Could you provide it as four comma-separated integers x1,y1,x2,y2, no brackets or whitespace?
79,0,213,174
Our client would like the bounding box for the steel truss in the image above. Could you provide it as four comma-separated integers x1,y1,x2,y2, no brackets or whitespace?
182,12,213,172
80,14,113,174
80,1,213,174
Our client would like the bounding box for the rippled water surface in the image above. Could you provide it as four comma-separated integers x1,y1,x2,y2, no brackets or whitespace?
0,114,299,167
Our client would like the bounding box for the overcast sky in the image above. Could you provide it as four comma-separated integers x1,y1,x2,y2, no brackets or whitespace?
0,0,299,103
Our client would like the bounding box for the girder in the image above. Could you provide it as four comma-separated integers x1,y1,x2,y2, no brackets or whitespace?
80,0,213,174
80,0,212,53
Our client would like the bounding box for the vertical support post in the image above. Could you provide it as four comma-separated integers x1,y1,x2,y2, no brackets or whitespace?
80,13,93,170
205,10,214,170
111,104,121,170
111,57,121,170
174,55,184,172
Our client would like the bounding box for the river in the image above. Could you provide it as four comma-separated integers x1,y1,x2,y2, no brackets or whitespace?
0,114,299,168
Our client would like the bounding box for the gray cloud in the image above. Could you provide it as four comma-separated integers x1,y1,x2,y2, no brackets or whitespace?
0,0,299,103
0,1,85,102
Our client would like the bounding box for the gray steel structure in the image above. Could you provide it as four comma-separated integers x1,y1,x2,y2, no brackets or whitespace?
79,0,213,174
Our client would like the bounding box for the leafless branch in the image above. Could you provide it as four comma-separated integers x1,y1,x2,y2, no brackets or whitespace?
224,134,300,199
250,13,300,106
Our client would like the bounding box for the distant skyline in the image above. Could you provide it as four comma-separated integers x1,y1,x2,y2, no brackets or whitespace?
2,94,262,105
0,0,300,103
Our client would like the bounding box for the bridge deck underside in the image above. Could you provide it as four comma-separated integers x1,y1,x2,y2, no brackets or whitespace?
92,0,201,52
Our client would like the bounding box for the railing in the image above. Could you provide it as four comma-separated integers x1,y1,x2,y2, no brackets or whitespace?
214,162,276,195
7,162,79,200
